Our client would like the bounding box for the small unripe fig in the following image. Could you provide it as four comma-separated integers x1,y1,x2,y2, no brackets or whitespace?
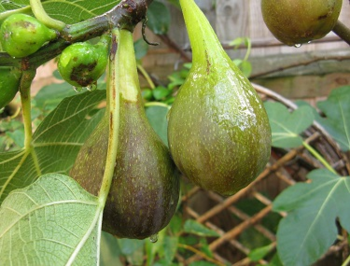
261,0,342,46
0,14,57,58
57,38,109,88
0,67,22,109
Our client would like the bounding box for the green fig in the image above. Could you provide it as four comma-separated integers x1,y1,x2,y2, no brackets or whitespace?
0,67,21,109
167,0,271,196
57,36,109,88
261,0,342,46
0,14,57,58
70,29,179,239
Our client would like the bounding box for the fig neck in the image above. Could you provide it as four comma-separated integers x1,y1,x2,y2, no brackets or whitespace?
180,0,226,68
116,29,139,102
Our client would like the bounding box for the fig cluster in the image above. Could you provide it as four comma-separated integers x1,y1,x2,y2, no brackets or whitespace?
1,3,273,241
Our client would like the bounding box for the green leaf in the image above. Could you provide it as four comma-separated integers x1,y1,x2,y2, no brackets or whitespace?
166,0,180,9
239,60,252,77
183,219,220,237
169,214,183,234
0,90,105,203
264,102,314,148
316,86,350,152
118,238,145,256
199,237,213,258
146,229,165,266
189,262,218,266
273,169,350,266
5,130,24,148
248,243,275,262
100,232,123,266
162,235,179,263
33,82,79,111
0,0,120,24
0,173,101,265
147,0,171,35
134,38,149,60
153,86,172,100
146,105,169,145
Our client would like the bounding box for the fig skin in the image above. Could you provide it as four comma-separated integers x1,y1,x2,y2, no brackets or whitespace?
261,0,342,46
167,0,271,197
70,29,179,239
0,14,57,58
0,68,21,108
58,40,108,88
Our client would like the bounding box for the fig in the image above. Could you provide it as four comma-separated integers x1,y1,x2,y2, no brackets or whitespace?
167,0,271,196
57,37,109,88
0,14,57,58
70,29,179,239
261,0,342,46
0,67,22,109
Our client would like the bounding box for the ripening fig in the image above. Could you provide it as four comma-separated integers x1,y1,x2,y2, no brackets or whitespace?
0,14,57,58
0,67,22,109
261,0,342,46
57,36,109,88
167,0,271,196
70,29,179,239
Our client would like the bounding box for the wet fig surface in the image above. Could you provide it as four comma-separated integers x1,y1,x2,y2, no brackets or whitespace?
70,29,179,239
167,0,271,196
261,0,342,46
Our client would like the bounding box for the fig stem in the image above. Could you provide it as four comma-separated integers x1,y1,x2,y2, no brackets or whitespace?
97,28,120,206
29,0,66,30
144,102,170,109
302,141,337,174
19,70,36,151
332,20,350,46
341,255,350,266
137,64,156,89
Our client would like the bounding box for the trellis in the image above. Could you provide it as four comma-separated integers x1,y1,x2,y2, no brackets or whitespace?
174,84,350,265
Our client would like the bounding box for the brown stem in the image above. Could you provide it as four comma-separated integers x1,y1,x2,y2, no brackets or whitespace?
250,55,350,79
332,20,350,46
158,34,191,62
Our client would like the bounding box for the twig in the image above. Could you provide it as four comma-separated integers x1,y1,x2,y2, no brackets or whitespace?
158,34,191,62
0,0,153,69
178,243,225,266
333,20,350,46
250,55,350,79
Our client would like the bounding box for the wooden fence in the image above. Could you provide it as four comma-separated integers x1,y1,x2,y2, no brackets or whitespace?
136,0,350,100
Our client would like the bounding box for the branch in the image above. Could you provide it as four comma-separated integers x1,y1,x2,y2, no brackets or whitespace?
332,20,350,46
250,55,350,79
0,0,153,69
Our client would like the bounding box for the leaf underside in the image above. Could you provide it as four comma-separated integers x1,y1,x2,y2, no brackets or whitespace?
0,174,101,265
0,0,121,24
0,90,105,204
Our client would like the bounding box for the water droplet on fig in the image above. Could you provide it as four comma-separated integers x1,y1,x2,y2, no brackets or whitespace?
149,233,158,243
294,43,302,48
86,82,97,91
73,86,83,93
